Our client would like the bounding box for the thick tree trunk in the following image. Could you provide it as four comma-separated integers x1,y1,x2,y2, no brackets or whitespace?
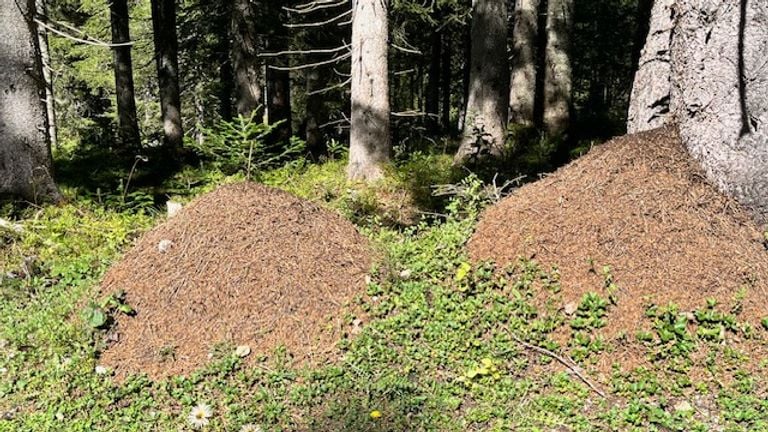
542,0,573,136
151,0,184,153
231,0,263,119
0,0,60,202
627,0,673,134
109,0,141,151
425,20,441,133
509,0,540,126
454,0,510,164
35,0,56,150
671,0,768,222
347,0,390,181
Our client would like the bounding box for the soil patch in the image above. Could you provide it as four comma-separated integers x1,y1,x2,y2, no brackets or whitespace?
99,182,371,379
469,127,768,373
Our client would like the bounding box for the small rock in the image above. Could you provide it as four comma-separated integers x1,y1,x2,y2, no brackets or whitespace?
158,239,173,253
94,365,108,375
166,201,183,218
235,345,251,358
674,400,694,413
564,302,578,316
0,367,7,375
351,318,364,335
364,275,372,285
399,269,412,279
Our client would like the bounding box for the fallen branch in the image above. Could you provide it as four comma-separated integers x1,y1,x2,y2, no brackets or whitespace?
510,334,607,398
0,218,24,234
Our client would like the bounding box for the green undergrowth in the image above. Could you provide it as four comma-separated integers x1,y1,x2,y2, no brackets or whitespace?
2,160,768,431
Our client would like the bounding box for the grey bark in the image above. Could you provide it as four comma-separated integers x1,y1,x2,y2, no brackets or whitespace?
542,0,573,136
627,0,673,133
347,0,390,181
0,0,60,202
671,0,768,223
151,0,184,153
109,0,141,151
509,0,540,126
454,0,510,164
35,0,56,150
232,0,263,118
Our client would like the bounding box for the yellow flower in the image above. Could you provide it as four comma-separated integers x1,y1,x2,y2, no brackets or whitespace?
370,410,382,420
455,262,472,281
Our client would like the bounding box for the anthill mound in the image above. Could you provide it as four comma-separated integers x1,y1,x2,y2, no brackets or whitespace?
99,182,371,379
470,127,768,368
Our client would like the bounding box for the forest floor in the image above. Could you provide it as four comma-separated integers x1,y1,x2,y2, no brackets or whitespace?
2,133,768,431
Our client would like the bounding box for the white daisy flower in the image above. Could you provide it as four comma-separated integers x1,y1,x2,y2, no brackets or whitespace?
187,403,213,429
239,424,263,432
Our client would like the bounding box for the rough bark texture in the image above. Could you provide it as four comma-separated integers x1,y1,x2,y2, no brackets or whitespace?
109,0,141,150
347,0,390,181
542,0,573,136
454,0,510,164
509,0,540,125
231,0,263,118
151,0,184,152
671,0,768,223
0,0,60,202
627,0,673,133
35,0,56,149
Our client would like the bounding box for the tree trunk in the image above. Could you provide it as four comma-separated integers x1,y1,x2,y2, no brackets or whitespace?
265,3,291,142
542,0,573,136
35,0,57,150
305,69,327,157
151,0,184,153
454,0,510,164
266,67,292,141
0,0,60,202
627,0,673,134
231,0,263,119
215,3,234,122
509,0,540,126
347,0,390,181
671,0,768,222
458,19,471,132
109,0,141,151
425,19,442,134
440,30,452,132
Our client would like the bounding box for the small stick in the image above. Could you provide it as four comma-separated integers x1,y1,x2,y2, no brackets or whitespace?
511,334,607,398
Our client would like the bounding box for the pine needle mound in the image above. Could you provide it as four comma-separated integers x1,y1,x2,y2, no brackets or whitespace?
99,182,371,379
470,127,768,366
